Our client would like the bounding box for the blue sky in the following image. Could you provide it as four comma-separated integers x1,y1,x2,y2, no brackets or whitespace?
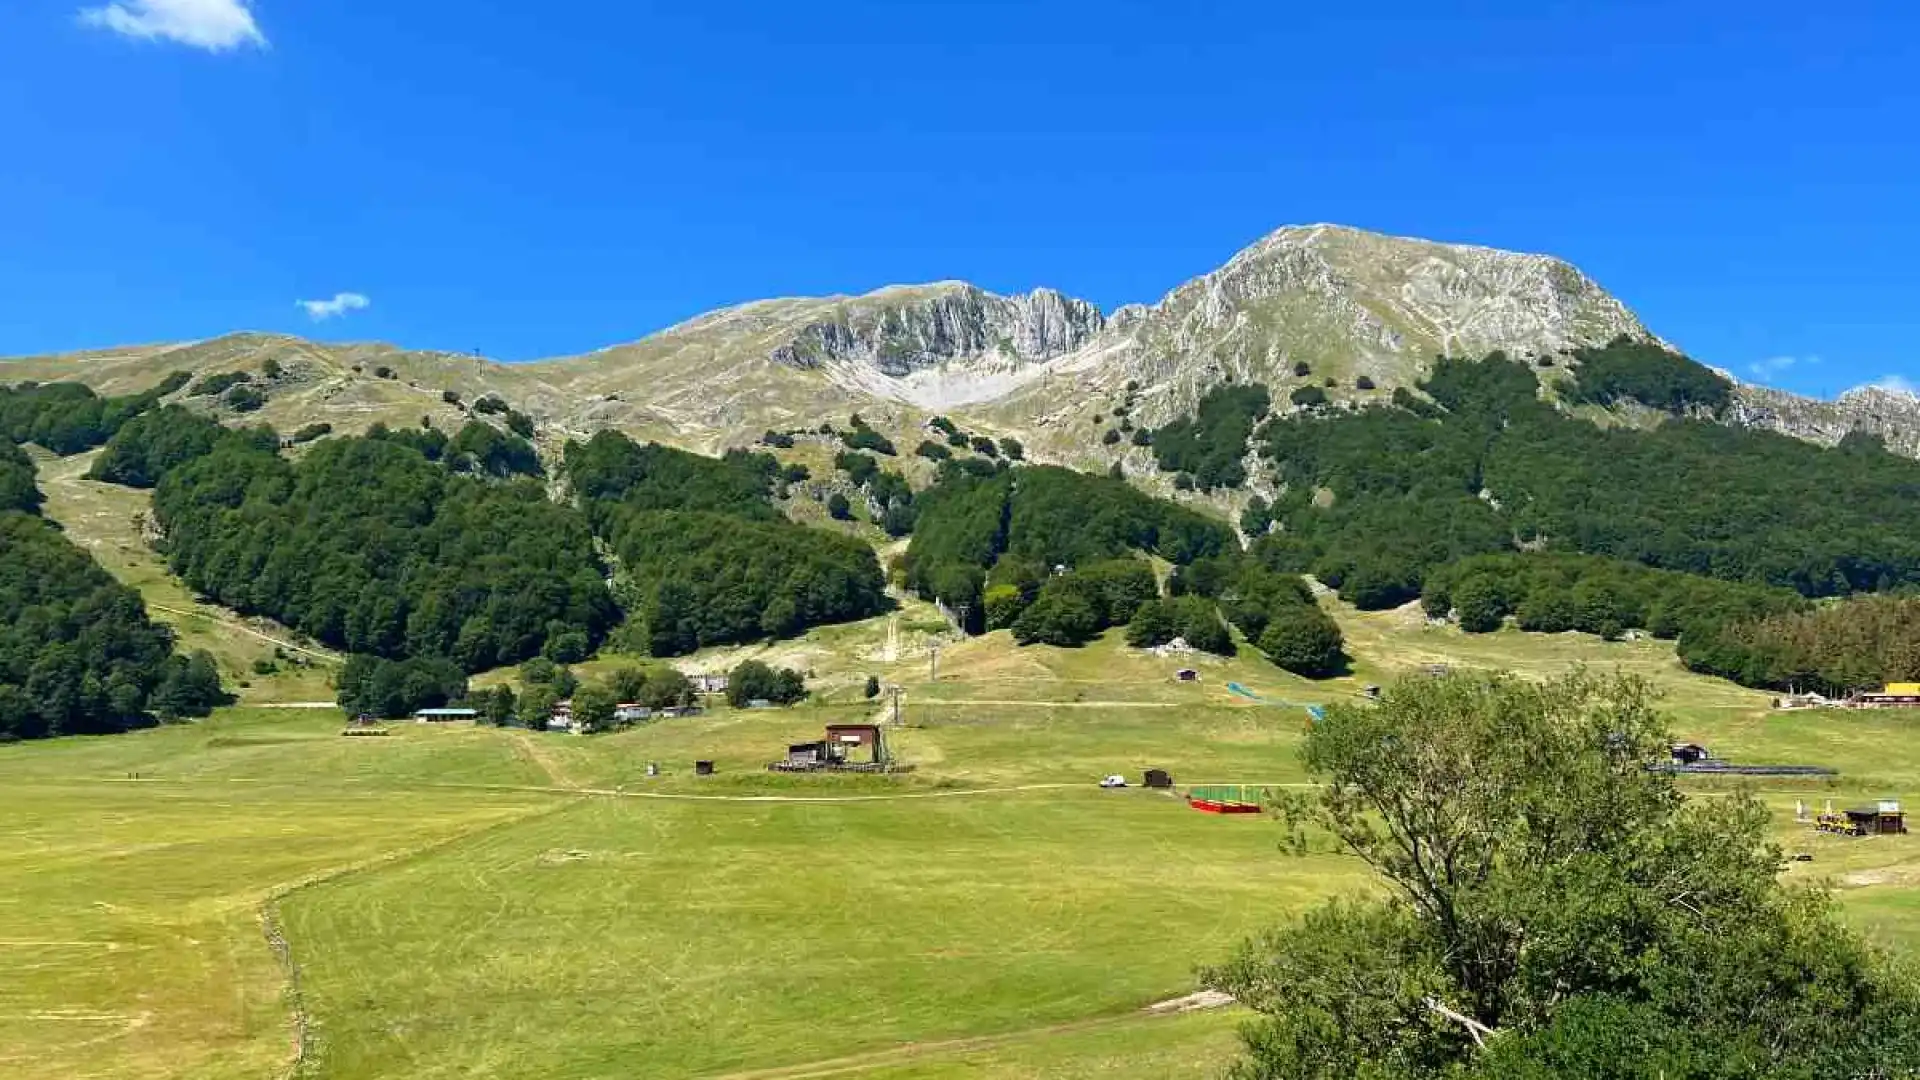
1,0,1915,397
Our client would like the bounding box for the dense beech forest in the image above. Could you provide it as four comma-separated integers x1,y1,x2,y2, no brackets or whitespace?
1172,553,1347,675
562,432,889,655
154,437,615,670
1243,344,1920,607
0,428,224,740
89,405,278,488
603,510,889,656
1146,382,1271,490
17,327,1920,714
0,441,43,514
903,465,1234,635
0,373,188,454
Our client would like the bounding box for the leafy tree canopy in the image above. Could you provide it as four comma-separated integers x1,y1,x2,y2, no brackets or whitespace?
155,436,615,671
726,659,807,706
1148,382,1270,490
1209,671,1920,1080
1569,335,1732,414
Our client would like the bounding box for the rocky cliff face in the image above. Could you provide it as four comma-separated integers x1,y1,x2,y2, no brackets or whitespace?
766,285,1104,376
1729,383,1920,456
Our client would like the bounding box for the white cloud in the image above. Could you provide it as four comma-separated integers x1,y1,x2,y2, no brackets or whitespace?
297,292,371,321
1871,375,1918,396
79,0,266,52
1748,354,1819,379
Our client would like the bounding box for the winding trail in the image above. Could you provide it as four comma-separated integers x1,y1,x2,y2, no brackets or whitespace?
144,604,338,664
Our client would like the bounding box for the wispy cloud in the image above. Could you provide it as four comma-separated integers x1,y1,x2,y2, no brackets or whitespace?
1748,355,1818,379
1871,375,1918,396
297,292,371,321
79,0,265,52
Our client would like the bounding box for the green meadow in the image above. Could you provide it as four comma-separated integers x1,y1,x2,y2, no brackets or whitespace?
6,597,1920,1079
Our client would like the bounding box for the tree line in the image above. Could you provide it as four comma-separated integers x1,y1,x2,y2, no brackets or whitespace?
903,464,1233,632
1172,552,1346,675
1250,344,1920,608
0,372,188,455
88,405,278,488
1691,593,1920,695
0,434,225,741
153,435,616,671
1146,382,1271,490
563,431,891,656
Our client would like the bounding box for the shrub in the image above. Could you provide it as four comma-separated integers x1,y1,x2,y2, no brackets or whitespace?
1011,583,1102,646
1257,606,1344,676
225,385,266,412
1288,386,1328,409
726,659,807,706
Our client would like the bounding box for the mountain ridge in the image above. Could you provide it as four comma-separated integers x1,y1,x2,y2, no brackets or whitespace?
4,222,1915,463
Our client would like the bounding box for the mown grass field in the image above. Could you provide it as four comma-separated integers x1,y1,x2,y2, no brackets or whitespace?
7,550,1920,1077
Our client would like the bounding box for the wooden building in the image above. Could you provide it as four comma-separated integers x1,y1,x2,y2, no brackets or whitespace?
768,723,889,772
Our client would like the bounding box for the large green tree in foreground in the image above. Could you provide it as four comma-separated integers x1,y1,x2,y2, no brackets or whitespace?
1209,672,1920,1079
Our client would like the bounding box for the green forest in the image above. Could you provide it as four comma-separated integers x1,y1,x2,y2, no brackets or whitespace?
1242,343,1920,606
0,372,188,454
0,432,224,741
902,464,1232,632
153,436,616,670
562,432,890,655
1146,382,1270,489
1689,594,1920,695
88,405,278,488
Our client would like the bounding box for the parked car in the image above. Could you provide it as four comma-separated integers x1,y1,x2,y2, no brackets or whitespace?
1099,774,1128,788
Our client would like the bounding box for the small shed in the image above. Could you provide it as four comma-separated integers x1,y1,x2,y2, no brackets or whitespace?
1175,669,1198,682
1848,802,1908,836
614,703,651,723
1143,768,1173,789
414,707,478,723
785,741,827,768
825,724,886,766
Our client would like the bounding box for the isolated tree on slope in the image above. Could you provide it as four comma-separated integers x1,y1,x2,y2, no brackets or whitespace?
1208,670,1920,1079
